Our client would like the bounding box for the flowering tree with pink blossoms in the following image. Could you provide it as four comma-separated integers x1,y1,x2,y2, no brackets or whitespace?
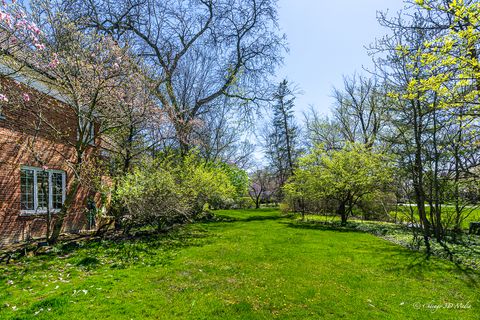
0,0,44,102
16,12,159,242
0,0,44,52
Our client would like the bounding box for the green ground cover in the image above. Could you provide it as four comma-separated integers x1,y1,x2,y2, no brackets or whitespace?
0,208,479,319
388,205,480,230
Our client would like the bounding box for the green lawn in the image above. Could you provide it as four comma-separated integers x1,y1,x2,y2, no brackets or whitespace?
0,208,479,319
389,205,480,230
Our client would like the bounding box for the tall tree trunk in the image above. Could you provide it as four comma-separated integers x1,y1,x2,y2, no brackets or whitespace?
123,124,134,174
453,112,464,234
48,179,80,244
338,201,347,226
49,149,84,244
432,103,443,241
281,101,295,176
412,99,431,254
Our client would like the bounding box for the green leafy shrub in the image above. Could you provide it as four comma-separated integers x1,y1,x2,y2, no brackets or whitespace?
178,153,239,212
279,202,291,214
115,159,191,231
114,152,247,231
234,197,256,209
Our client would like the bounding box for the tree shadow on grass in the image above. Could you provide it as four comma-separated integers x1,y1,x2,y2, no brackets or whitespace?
2,212,283,273
207,214,284,224
61,225,213,255
0,225,215,276
383,248,479,288
281,220,369,234
284,219,480,287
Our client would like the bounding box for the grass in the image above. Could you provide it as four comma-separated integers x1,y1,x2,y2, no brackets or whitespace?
0,208,479,319
297,214,480,270
388,205,480,230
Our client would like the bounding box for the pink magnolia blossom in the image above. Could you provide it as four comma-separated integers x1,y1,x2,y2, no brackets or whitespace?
0,11,12,25
1,1,44,50
22,93,30,102
0,94,9,102
48,54,59,68
34,42,45,50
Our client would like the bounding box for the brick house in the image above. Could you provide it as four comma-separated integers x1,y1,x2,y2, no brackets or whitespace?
0,62,98,246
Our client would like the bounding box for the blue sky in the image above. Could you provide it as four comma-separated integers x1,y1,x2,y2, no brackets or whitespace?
275,0,406,119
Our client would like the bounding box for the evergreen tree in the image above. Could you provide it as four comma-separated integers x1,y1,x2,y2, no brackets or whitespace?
264,80,300,189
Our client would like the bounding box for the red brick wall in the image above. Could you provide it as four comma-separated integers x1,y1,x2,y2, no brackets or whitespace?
0,76,97,246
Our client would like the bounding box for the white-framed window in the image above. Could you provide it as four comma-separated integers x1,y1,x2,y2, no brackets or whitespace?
20,166,66,215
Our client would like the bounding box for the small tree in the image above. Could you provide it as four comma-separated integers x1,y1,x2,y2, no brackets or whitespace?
249,168,274,209
285,143,393,225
